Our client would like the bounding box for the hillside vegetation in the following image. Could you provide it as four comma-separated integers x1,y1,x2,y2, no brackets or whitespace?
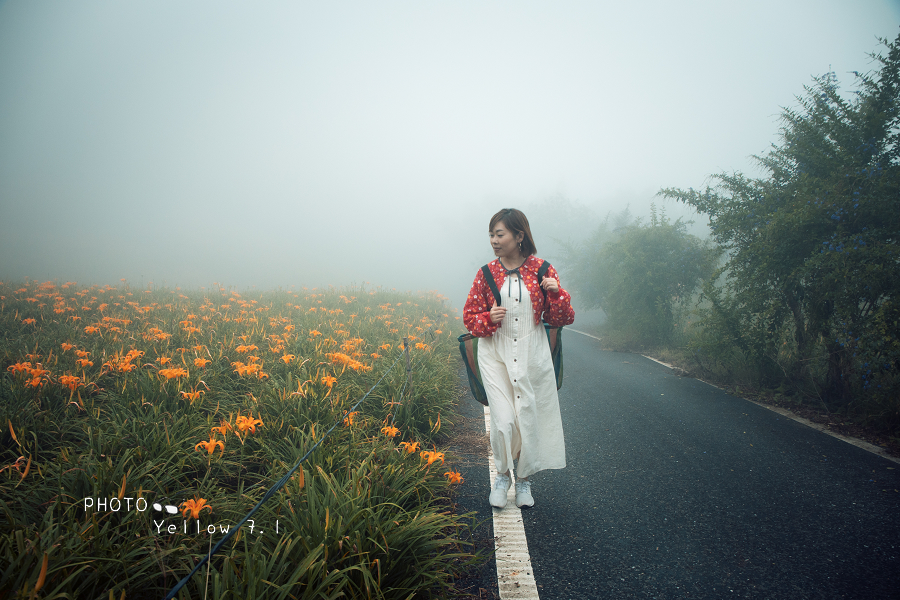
568,33,900,438
0,278,477,599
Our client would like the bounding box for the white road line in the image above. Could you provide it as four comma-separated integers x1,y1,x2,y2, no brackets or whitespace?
641,354,676,369
484,405,541,599
641,354,900,464
567,327,898,463
566,327,602,342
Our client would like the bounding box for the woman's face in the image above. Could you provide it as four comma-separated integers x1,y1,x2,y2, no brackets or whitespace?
490,221,524,260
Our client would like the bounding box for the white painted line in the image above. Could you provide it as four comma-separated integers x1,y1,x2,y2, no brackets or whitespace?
742,398,900,465
567,330,898,465
641,354,675,369
566,327,602,342
640,355,899,464
484,405,541,599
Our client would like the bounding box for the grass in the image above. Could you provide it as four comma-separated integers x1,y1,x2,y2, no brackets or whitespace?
0,279,484,599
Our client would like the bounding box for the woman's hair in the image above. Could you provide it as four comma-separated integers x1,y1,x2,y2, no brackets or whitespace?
489,208,537,256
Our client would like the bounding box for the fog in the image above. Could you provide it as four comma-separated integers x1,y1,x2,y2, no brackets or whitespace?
1,1,898,308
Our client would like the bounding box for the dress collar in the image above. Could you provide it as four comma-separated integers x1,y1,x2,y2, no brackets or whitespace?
495,255,536,274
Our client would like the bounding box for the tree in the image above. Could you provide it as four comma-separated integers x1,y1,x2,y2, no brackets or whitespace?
660,33,900,415
567,205,718,348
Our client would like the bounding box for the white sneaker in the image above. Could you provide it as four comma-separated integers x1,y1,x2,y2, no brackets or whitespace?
515,480,534,508
489,473,512,508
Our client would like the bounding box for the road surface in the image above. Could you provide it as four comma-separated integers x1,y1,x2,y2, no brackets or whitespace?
451,330,900,599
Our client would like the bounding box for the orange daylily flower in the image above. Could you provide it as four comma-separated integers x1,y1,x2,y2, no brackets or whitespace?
0,456,29,478
235,414,263,434
157,356,172,365
84,326,100,334
379,343,391,351
232,361,265,377
420,450,444,466
181,389,203,403
326,352,371,373
231,361,248,375
76,359,93,368
28,365,49,379
105,356,138,373
281,354,295,364
321,375,337,388
211,419,233,439
342,411,359,427
381,425,400,438
444,471,464,484
159,368,189,380
7,362,33,375
75,350,90,358
180,496,213,520
60,343,75,351
58,375,82,391
399,440,420,454
194,434,224,456
308,329,322,337
21,318,36,325
194,357,211,368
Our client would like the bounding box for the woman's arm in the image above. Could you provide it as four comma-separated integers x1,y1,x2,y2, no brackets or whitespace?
541,264,575,327
463,269,500,337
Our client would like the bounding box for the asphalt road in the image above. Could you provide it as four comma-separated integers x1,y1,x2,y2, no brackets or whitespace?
518,331,900,599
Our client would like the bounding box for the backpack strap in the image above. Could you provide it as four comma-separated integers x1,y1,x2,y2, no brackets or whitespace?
482,264,501,307
536,260,550,302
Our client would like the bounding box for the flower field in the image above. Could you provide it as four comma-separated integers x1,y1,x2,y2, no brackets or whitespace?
0,279,478,599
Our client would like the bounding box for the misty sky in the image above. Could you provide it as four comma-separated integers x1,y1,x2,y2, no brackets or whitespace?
1,1,898,306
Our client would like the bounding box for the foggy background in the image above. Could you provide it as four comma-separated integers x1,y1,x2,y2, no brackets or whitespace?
1,0,898,312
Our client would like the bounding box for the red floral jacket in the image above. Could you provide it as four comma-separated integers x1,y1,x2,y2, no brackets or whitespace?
463,256,575,337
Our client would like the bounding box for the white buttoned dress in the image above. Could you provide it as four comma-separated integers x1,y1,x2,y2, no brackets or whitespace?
476,271,567,478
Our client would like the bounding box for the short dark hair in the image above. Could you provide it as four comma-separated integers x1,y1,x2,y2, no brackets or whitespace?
489,208,537,256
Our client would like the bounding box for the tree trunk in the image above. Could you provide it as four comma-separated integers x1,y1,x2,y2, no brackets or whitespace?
823,341,852,407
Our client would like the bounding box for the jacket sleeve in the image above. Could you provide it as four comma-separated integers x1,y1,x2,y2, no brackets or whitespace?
463,269,500,337
542,264,575,327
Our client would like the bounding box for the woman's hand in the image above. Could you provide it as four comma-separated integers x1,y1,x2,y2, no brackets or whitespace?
489,300,507,324
541,276,559,293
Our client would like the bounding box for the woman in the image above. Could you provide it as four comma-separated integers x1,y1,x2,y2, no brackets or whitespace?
463,208,574,509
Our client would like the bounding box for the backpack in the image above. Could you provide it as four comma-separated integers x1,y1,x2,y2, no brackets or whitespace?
458,260,564,406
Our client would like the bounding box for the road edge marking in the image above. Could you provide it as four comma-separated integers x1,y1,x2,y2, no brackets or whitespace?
566,329,898,464
566,327,602,342
740,399,900,464
639,353,900,465
484,405,541,599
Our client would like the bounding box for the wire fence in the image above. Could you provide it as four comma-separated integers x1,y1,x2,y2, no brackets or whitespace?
164,324,440,599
